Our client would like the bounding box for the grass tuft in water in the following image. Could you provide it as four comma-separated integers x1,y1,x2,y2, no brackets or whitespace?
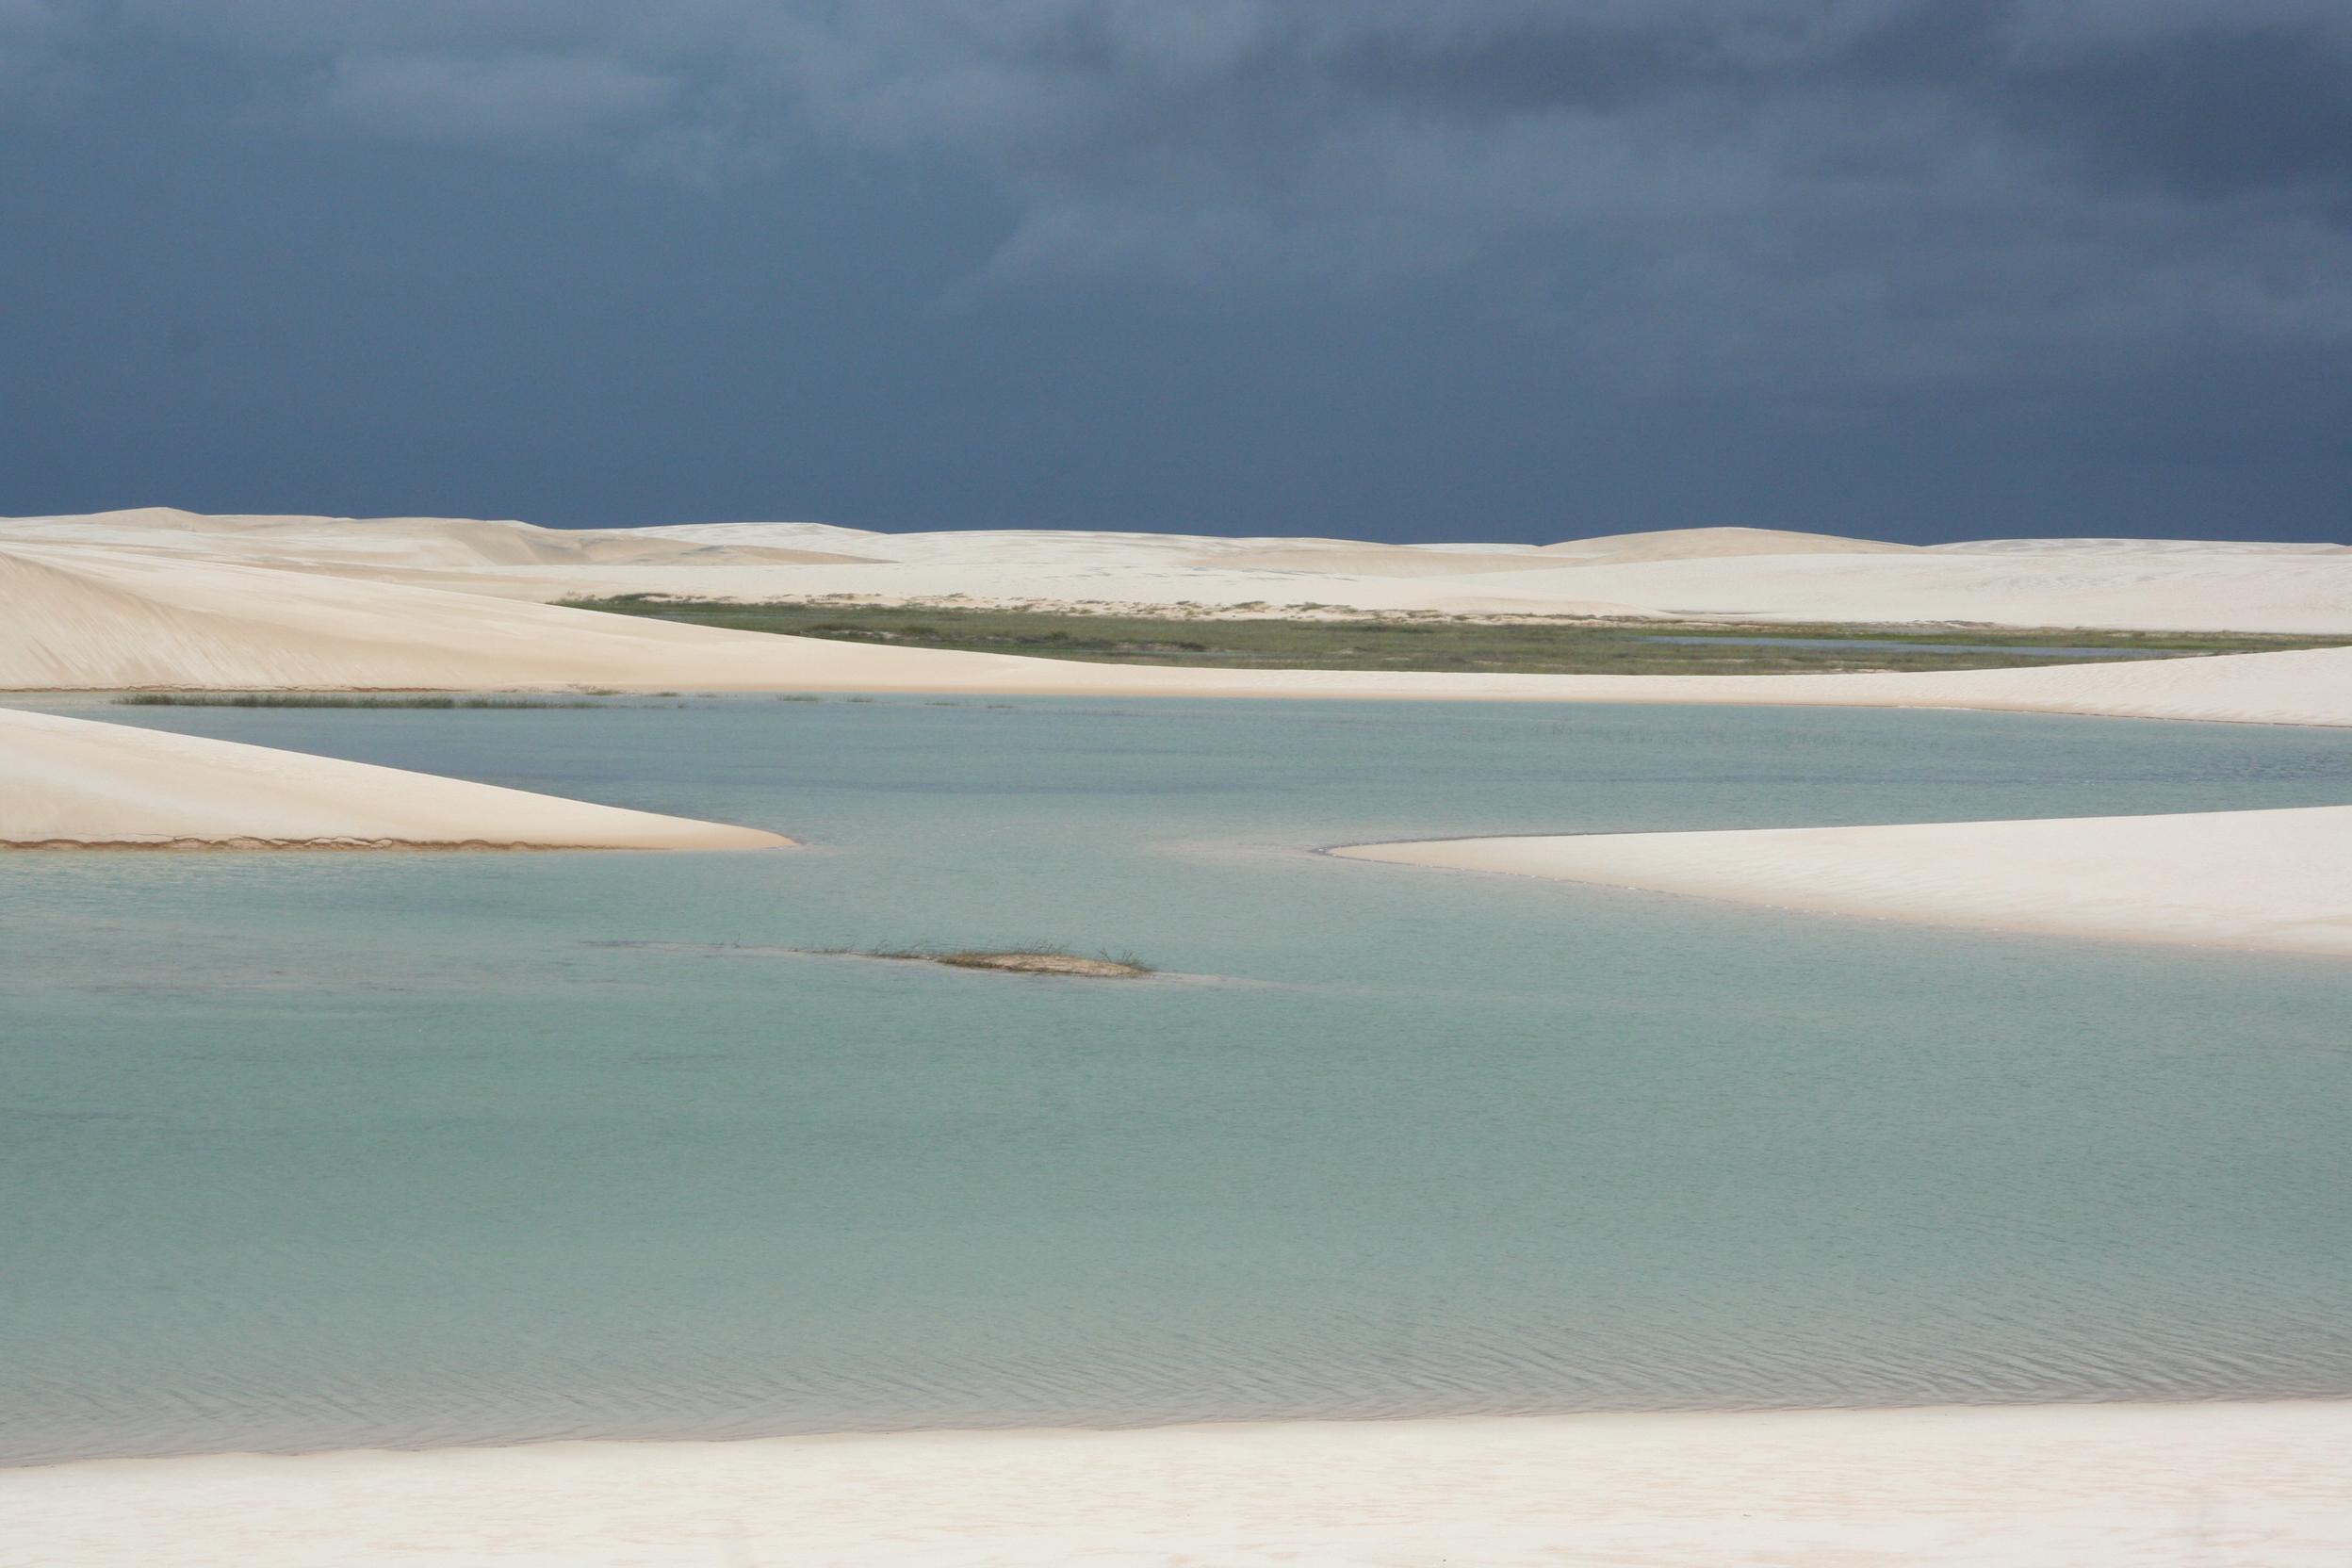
824,942,1154,979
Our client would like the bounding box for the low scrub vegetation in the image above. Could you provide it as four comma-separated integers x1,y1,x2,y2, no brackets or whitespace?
556,597,2346,676
112,694,608,710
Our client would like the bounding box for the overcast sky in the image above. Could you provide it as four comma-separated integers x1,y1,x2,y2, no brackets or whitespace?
5,1,2349,542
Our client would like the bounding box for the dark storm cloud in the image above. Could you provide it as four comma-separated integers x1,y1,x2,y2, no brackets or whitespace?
697,2,2352,383
2009,25,2352,203
19,2,2349,357
317,52,677,143
4,1,2349,538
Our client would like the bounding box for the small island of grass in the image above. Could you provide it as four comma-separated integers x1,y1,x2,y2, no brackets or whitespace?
844,944,1153,979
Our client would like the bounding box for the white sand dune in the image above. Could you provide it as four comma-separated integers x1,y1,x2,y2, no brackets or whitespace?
1536,524,1918,561
6,1402,2349,1567
0,707,788,850
0,507,882,570
1176,543,1566,577
6,533,2352,727
1337,803,2352,956
8,509,2347,630
0,544,1009,691
1500,549,2352,632
1936,537,2352,557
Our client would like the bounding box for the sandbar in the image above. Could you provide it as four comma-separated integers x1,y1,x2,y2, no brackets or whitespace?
1337,803,2352,956
0,707,789,851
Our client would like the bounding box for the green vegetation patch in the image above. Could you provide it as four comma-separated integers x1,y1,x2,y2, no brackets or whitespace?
112,694,608,709
829,942,1153,979
556,596,2351,676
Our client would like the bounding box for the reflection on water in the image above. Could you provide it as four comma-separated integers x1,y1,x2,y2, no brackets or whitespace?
4,696,2352,1462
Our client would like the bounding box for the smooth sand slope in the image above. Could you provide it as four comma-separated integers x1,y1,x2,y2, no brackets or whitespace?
0,707,788,850
0,507,887,570
1338,803,2352,956
8,508,2351,630
6,535,2352,726
6,1402,2350,1567
0,544,1019,692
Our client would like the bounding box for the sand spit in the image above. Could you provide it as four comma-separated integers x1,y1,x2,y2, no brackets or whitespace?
6,1402,2350,1566
0,708,789,851
1338,803,2352,956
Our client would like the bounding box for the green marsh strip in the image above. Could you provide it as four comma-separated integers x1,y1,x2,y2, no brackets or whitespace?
556,596,2349,676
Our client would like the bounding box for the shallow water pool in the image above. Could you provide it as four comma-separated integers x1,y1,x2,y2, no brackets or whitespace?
5,695,2350,1462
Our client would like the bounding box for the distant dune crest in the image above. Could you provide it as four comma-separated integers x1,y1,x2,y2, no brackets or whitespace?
1536,526,1917,563
8,509,2343,636
1932,537,2352,556
16,507,884,571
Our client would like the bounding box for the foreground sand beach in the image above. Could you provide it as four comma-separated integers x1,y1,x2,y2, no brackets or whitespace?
0,707,788,851
7,1402,2349,1566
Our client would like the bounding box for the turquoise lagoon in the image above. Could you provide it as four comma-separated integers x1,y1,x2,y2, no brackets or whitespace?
4,695,2351,1462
